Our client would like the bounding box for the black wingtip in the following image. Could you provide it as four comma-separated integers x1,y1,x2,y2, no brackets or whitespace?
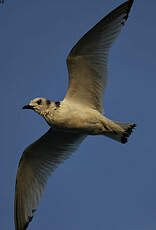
128,0,134,14
121,0,134,25
24,215,34,230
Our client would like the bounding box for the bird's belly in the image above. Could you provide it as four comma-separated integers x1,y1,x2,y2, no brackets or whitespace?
46,109,104,134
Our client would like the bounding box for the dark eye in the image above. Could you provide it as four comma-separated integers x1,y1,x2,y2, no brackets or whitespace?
37,99,42,105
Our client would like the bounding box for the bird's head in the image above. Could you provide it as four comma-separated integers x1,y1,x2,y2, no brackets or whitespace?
23,97,51,115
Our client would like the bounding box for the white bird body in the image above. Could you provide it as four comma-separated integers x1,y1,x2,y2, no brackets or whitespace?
43,100,106,134
37,99,125,136
14,1,136,229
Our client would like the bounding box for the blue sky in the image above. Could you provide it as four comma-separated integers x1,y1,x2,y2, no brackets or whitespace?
1,0,156,229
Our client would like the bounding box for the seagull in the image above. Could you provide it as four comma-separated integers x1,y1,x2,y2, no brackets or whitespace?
14,1,136,229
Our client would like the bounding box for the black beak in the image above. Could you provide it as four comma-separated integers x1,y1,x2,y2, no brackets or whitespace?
22,105,34,110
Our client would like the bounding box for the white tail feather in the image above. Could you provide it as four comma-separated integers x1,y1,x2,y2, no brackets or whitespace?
103,121,136,144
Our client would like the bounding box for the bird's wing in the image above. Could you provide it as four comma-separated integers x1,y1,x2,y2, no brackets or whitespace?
65,0,134,113
14,128,86,230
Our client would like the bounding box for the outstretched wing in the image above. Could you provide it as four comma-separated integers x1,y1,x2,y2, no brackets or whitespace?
14,129,86,230
65,0,134,113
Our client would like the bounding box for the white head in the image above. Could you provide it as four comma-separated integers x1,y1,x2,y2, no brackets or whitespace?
23,97,52,115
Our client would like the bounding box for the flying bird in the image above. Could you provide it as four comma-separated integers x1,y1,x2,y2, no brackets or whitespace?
14,1,135,229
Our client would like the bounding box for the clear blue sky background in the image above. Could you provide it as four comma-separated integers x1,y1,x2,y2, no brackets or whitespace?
1,0,156,229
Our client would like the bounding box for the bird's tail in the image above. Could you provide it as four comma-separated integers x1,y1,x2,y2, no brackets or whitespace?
103,121,136,144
